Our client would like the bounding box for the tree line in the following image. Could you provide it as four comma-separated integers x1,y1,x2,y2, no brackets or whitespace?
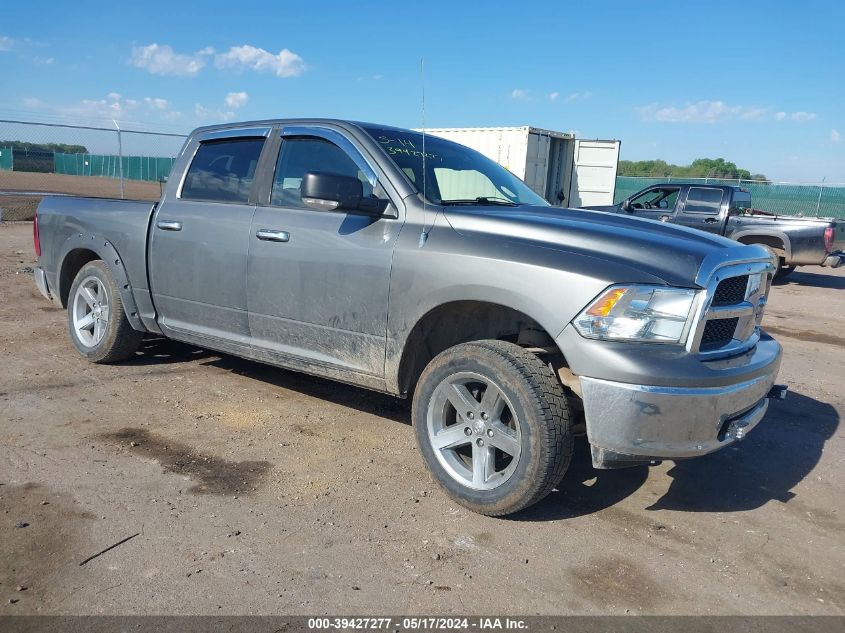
618,158,768,182
0,140,89,154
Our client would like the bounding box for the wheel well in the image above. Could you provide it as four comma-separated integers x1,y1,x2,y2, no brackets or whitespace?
397,301,559,395
737,235,785,257
58,248,100,307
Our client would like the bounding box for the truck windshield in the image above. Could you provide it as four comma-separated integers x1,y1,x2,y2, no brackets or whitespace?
362,126,549,207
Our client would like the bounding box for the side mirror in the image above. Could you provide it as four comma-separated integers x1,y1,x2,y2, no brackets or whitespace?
301,171,362,212
300,172,389,215
621,199,632,212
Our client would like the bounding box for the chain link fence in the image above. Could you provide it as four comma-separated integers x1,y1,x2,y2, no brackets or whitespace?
2,118,843,221
0,119,187,221
615,176,845,218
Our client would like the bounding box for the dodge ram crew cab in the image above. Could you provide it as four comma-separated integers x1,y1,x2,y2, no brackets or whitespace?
32,120,786,516
583,183,845,279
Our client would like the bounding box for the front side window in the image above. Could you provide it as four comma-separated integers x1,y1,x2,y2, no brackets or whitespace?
181,138,265,203
271,137,374,208
630,187,680,211
362,126,548,207
684,187,723,214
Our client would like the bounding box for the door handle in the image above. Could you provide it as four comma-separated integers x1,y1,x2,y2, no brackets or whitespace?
156,220,182,231
659,215,671,222
704,217,718,224
256,229,290,242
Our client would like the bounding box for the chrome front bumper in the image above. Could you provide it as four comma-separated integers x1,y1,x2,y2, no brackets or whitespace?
580,338,783,468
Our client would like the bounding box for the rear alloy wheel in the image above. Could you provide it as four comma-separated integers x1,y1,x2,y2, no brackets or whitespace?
67,260,142,363
413,340,573,516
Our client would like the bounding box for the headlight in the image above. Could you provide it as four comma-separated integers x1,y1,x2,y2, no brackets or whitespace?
573,285,698,343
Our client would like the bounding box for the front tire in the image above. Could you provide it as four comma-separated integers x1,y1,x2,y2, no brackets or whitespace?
412,340,573,516
67,260,142,363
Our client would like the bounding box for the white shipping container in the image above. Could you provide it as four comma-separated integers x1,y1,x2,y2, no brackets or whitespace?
421,126,620,207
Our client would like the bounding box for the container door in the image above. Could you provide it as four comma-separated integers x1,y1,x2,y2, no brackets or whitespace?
568,140,621,207
545,137,571,205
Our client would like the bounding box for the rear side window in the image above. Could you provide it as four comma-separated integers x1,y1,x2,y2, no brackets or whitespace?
731,192,753,213
181,138,265,203
685,187,723,214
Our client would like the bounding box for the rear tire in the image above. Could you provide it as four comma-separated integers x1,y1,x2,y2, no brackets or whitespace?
412,340,573,516
67,260,142,363
774,257,795,281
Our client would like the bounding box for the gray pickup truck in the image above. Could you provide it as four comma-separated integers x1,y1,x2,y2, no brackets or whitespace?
584,183,844,279
32,119,786,516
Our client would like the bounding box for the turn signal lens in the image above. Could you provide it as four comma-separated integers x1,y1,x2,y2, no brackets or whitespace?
585,288,627,317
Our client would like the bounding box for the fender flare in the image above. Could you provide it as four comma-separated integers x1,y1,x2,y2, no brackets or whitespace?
730,229,793,261
56,232,146,332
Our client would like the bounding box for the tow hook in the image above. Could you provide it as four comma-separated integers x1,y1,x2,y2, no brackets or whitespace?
767,384,788,400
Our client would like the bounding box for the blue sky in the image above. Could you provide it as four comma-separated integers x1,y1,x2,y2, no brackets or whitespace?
1,0,843,181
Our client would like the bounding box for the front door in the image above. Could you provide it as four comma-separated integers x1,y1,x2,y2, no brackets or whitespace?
149,129,268,345
626,186,681,222
247,126,401,376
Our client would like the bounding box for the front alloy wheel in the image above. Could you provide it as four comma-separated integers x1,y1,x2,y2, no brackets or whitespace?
427,372,522,490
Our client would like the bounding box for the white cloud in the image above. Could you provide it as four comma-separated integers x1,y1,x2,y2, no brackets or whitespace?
130,43,210,76
511,88,529,100
638,100,769,123
224,91,249,109
776,111,786,121
548,91,559,101
33,56,54,65
214,45,304,77
195,103,235,123
144,97,170,110
564,91,591,103
832,129,842,143
789,111,817,122
0,36,13,51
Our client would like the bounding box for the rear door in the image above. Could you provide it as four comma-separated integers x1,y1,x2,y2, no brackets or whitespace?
568,139,621,206
246,125,401,376
674,186,725,235
149,127,270,346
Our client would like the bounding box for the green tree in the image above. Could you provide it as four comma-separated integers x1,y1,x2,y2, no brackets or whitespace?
618,157,767,182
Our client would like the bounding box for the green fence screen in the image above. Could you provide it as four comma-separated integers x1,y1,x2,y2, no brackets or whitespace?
0,147,12,171
54,153,176,182
615,176,845,218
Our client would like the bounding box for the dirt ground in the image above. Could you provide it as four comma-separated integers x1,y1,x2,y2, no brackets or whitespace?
0,221,843,615
0,173,162,221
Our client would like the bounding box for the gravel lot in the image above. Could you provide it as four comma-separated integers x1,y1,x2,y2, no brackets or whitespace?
0,220,843,615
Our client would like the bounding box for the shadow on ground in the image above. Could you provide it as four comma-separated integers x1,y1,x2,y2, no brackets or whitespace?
125,341,838,519
649,390,838,512
775,270,845,290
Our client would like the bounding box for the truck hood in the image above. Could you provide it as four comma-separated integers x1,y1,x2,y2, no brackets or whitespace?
580,204,621,213
443,205,745,288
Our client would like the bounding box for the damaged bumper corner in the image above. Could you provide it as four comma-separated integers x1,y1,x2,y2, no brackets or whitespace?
580,337,784,469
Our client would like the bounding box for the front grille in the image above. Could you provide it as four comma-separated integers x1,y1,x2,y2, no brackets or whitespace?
700,317,739,350
712,275,749,306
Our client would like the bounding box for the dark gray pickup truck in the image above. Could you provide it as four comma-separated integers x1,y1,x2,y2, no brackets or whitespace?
584,183,845,278
32,119,786,516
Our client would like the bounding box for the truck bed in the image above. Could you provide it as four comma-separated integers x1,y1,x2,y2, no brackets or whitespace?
36,196,157,305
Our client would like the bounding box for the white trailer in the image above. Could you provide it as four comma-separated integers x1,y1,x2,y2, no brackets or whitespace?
421,126,621,207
